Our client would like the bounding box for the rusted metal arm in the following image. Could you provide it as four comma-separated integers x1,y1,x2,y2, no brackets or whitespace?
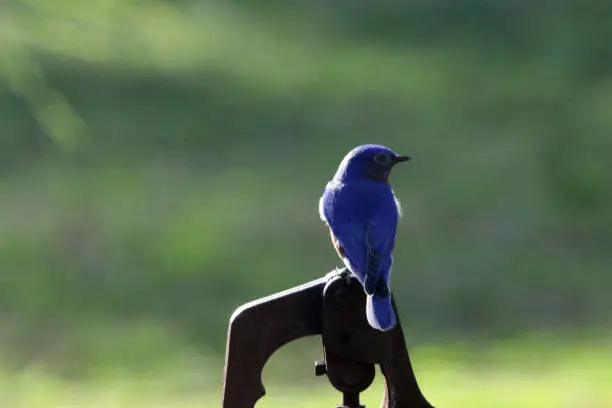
221,269,434,408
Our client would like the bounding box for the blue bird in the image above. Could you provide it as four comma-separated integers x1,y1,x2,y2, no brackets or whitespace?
319,144,410,332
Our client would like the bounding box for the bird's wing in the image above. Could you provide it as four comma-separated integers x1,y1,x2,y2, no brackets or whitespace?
321,183,398,295
330,220,368,277
363,216,396,296
320,183,367,276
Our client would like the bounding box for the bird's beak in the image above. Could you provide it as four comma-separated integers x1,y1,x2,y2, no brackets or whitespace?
393,155,410,164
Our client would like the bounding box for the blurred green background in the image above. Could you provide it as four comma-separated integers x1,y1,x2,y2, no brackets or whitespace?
1,1,611,407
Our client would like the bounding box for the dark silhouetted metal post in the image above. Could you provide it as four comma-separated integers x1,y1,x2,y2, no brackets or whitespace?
222,269,434,408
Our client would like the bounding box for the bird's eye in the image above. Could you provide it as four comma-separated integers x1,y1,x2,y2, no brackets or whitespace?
374,153,392,166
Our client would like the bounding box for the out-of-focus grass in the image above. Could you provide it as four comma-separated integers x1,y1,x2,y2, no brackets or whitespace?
1,333,611,408
1,2,611,405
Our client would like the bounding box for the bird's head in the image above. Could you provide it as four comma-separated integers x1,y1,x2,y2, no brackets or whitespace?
333,144,410,183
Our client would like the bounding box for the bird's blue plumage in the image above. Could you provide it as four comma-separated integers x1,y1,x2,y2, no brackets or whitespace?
319,144,409,331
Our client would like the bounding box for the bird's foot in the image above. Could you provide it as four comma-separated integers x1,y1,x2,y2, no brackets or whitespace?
326,266,349,281
334,267,352,285
343,271,352,285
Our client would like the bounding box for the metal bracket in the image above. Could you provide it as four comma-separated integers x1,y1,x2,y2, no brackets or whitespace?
221,269,434,408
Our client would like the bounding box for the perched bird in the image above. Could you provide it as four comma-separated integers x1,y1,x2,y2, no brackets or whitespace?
319,144,409,331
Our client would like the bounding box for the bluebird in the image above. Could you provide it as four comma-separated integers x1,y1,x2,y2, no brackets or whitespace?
319,144,410,332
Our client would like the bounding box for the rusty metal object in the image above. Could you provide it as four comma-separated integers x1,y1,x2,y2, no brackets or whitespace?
221,269,434,408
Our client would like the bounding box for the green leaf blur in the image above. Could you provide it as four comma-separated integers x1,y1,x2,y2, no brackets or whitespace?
1,1,610,406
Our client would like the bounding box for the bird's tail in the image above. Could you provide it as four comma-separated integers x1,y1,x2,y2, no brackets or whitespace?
366,293,397,332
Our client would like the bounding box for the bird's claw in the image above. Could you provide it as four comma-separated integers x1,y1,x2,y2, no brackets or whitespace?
335,267,352,285
343,271,352,285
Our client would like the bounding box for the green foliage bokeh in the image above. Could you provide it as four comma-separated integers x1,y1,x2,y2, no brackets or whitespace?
1,1,611,402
